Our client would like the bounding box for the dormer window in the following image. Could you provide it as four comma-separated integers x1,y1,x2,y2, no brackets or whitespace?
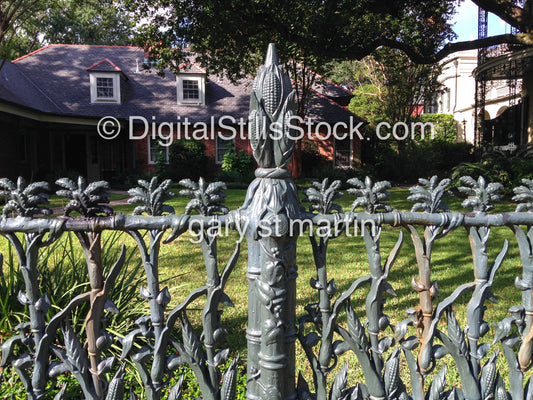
183,79,200,100
176,62,206,105
87,59,124,104
177,75,205,105
89,72,121,103
96,77,114,98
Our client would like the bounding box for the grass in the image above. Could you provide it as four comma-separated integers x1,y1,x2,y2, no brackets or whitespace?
0,185,528,398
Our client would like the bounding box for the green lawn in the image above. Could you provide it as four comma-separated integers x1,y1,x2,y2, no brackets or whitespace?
0,184,527,398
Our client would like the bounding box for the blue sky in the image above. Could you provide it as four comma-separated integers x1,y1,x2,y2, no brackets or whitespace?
450,1,509,42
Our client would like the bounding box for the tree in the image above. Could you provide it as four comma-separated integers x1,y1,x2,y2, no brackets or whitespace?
327,48,442,159
128,0,458,117
0,0,134,61
331,49,442,127
0,0,45,61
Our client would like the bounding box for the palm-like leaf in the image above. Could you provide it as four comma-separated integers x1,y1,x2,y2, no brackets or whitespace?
128,177,175,216
179,178,228,216
458,176,502,212
303,178,343,214
0,177,51,217
56,176,113,217
408,176,451,213
347,176,392,214
513,178,533,212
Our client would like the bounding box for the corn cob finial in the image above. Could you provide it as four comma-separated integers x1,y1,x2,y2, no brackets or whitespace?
249,43,297,173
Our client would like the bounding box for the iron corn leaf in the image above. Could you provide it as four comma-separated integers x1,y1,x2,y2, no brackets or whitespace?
205,181,227,195
167,353,186,371
428,366,447,400
132,205,150,216
378,336,394,354
178,179,198,192
168,375,185,400
97,356,115,376
137,179,151,189
0,178,16,191
178,189,195,198
446,308,468,356
86,181,110,196
303,332,320,348
0,334,24,367
180,313,205,364
131,346,152,364
513,179,533,211
333,340,351,356
52,383,68,400
346,302,369,352
62,321,89,374
12,353,32,369
330,361,349,400
48,361,69,379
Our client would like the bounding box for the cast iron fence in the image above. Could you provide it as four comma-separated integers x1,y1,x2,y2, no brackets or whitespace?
3,44,533,400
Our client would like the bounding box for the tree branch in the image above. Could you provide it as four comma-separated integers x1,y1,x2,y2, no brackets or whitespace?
378,33,533,64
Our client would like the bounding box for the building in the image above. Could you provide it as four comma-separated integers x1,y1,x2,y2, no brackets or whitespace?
0,44,363,182
432,48,525,146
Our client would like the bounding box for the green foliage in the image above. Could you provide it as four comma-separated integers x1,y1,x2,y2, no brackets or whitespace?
162,139,209,181
128,0,458,119
451,153,533,193
362,140,474,183
0,232,145,335
0,248,24,334
220,142,254,183
341,48,442,130
129,0,457,78
416,114,458,143
0,0,134,61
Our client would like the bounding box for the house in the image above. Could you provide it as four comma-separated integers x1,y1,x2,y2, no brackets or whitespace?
431,47,532,149
0,44,363,182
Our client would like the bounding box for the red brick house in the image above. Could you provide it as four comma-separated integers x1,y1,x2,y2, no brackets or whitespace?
0,44,363,181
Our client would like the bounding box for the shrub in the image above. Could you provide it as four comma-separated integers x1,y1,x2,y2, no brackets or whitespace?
362,140,474,183
451,153,533,193
162,139,209,181
220,142,255,183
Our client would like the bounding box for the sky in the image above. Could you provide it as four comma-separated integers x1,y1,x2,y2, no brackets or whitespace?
450,0,510,42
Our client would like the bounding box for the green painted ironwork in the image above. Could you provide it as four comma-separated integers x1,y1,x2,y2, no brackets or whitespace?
3,44,533,400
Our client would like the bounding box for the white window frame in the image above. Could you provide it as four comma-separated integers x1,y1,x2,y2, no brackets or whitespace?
90,72,121,104
177,74,205,105
148,137,169,165
216,135,234,164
